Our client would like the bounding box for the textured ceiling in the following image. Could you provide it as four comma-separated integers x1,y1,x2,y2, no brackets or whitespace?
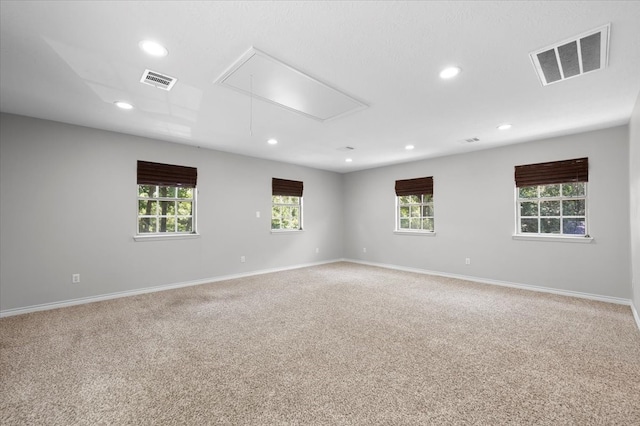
1,1,640,173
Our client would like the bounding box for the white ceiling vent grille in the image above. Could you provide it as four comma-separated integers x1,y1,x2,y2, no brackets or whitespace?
140,69,177,91
460,137,480,143
530,24,610,86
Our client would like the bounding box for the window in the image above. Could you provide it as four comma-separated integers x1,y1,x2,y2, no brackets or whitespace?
272,178,303,231
137,161,197,235
515,157,588,236
395,176,434,232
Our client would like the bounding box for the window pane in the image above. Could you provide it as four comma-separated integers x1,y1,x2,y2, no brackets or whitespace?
518,186,538,199
410,218,421,229
178,201,192,215
422,218,434,231
410,206,420,217
520,201,538,216
138,185,157,198
563,218,585,235
562,183,585,197
139,217,156,233
562,199,585,216
517,182,587,236
541,218,560,234
139,200,158,215
272,193,301,230
422,204,434,217
400,218,410,229
159,201,175,216
400,206,410,218
137,184,196,235
409,195,420,204
521,218,538,233
540,200,560,216
540,185,560,197
177,187,193,199
423,194,433,203
158,186,176,198
177,217,192,232
398,196,410,204
163,217,176,233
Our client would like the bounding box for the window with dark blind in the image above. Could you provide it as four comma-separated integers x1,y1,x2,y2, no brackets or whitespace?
515,158,589,237
272,178,303,231
515,157,588,188
395,176,433,197
395,177,434,232
137,161,197,235
137,160,197,187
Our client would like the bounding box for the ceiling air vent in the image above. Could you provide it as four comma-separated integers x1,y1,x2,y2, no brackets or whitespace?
530,24,610,86
140,69,177,91
461,137,480,143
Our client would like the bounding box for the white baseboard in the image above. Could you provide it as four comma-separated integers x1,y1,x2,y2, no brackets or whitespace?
345,259,633,306
632,302,640,332
3,258,639,334
0,259,342,318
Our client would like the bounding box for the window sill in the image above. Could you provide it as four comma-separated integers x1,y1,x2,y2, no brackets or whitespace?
394,231,436,236
271,229,304,234
134,233,200,242
512,234,593,243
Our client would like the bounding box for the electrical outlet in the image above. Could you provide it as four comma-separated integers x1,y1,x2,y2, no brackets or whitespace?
256,211,260,218
240,256,246,263
465,258,471,265
315,247,319,254
72,274,80,283
363,247,367,253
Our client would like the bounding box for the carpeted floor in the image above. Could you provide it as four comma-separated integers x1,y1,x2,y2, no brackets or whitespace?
1,262,639,425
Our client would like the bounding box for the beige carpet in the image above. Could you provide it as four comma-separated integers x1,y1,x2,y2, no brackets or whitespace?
1,262,639,425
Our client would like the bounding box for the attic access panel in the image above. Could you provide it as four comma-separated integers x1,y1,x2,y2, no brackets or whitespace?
530,24,610,86
215,47,367,122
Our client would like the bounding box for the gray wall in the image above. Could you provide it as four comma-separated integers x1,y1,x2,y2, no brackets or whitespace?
343,126,631,299
0,112,635,312
630,93,640,313
0,113,344,311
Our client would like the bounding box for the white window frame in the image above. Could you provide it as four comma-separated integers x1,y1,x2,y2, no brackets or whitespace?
395,194,435,235
271,195,303,233
514,182,592,242
135,185,198,241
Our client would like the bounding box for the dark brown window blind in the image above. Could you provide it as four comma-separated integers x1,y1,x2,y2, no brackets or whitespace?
395,176,433,196
137,161,198,187
514,157,588,187
272,178,303,197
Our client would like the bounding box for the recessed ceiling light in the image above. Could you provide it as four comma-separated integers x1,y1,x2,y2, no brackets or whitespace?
114,101,133,110
497,123,512,130
267,138,278,145
345,158,353,163
139,40,168,57
439,66,461,79
405,145,415,150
